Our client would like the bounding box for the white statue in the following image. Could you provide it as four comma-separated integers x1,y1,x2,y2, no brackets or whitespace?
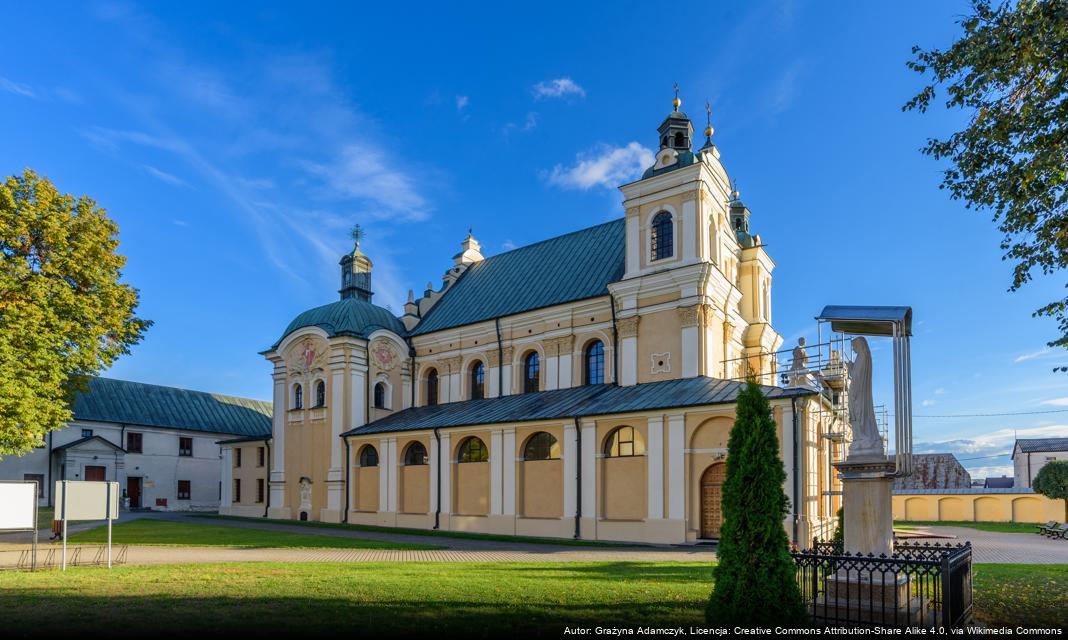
846,336,883,457
298,477,312,515
787,337,810,387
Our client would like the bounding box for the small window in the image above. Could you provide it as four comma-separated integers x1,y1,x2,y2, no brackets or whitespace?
457,437,488,463
584,340,605,385
81,429,93,439
673,131,686,148
315,380,326,407
650,211,673,261
523,352,540,394
256,479,265,504
359,445,379,467
179,437,193,457
126,432,143,454
292,383,303,410
257,446,265,467
604,426,645,458
233,479,241,503
523,432,560,461
374,382,386,409
234,448,242,468
403,442,428,465
177,480,191,500
426,369,439,406
470,361,485,400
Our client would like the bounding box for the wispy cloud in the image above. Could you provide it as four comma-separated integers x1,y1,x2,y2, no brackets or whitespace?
0,77,35,98
1042,397,1068,407
302,144,431,222
143,165,189,188
767,61,804,116
503,111,538,137
547,142,653,190
455,95,469,111
1015,347,1054,363
532,77,585,100
921,399,936,407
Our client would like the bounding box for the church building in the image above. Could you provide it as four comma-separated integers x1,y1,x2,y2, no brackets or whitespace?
219,95,844,544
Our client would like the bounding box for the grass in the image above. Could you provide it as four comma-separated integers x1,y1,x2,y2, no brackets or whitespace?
894,520,1045,534
973,564,1068,628
0,561,1064,633
66,519,440,550
0,562,711,635
199,514,645,547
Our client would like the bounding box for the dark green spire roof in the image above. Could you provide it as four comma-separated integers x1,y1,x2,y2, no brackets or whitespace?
274,298,406,347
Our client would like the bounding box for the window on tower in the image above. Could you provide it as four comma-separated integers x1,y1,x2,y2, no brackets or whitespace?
584,340,605,385
374,382,387,409
426,369,439,406
651,211,674,261
523,351,540,393
470,361,485,400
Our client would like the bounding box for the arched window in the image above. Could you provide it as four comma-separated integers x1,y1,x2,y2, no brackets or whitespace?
650,211,673,261
403,442,428,465
358,445,379,467
584,340,605,385
470,361,485,400
673,131,686,147
426,368,439,406
523,432,560,461
292,383,303,410
374,382,386,409
457,437,488,463
314,380,326,407
604,426,645,458
523,351,540,393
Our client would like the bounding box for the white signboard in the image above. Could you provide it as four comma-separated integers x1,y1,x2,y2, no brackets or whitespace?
54,481,120,520
0,482,37,530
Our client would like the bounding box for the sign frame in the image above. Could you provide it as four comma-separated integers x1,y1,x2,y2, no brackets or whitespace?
55,480,119,570
0,480,38,570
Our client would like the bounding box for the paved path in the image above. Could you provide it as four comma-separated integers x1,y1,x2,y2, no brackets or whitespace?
904,526,1068,564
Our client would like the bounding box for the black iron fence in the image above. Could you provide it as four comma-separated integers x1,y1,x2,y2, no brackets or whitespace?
791,540,972,628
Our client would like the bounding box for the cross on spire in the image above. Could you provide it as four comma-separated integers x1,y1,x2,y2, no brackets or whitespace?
673,82,681,111
350,224,365,245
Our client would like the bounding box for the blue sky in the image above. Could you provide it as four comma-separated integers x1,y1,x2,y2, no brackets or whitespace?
2,1,1065,479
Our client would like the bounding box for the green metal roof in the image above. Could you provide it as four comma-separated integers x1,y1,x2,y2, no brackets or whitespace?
274,298,408,347
411,219,625,335
344,377,814,436
72,377,272,438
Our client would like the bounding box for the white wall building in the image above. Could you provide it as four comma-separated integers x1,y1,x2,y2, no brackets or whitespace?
0,377,271,510
1012,437,1068,489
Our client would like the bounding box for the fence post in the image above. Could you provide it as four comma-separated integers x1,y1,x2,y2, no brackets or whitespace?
940,552,952,627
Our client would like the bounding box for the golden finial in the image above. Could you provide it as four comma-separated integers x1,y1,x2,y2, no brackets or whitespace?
704,99,714,139
672,82,681,111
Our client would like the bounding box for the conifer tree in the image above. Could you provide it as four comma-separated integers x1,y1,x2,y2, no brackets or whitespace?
706,381,807,625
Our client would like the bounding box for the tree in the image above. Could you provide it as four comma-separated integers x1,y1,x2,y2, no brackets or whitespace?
0,169,149,456
1033,460,1068,521
832,506,844,549
706,381,807,625
904,0,1068,361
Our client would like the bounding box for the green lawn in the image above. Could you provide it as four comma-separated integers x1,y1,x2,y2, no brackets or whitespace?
0,562,1063,633
200,514,644,547
36,507,54,530
894,520,1044,534
67,519,440,550
974,564,1068,628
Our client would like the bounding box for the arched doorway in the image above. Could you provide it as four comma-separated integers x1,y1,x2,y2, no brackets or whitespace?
700,463,726,539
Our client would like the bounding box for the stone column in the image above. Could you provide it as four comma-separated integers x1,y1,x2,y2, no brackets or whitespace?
490,430,503,515
502,428,516,517
267,364,289,518
618,316,639,386
835,456,896,556
646,416,664,520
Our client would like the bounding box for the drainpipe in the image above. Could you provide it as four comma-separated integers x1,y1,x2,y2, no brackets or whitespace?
47,431,53,507
433,427,442,530
1027,453,1032,488
608,293,620,385
407,342,416,407
791,396,801,545
343,437,350,524
264,439,271,518
495,318,504,397
574,417,582,539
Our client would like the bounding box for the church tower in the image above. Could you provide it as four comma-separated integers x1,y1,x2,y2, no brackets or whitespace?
339,225,373,302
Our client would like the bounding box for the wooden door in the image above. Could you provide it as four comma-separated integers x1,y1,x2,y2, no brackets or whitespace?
700,463,726,539
84,466,106,482
127,476,142,508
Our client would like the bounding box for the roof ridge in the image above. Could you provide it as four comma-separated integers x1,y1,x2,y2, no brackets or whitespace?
91,376,271,406
475,217,623,262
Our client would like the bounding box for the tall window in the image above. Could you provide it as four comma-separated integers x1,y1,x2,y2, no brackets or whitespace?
315,380,326,407
403,442,428,465
179,437,193,457
650,211,673,261
257,446,265,467
523,351,540,393
234,448,242,468
470,361,485,400
256,479,265,503
457,437,488,463
603,426,645,458
126,432,143,454
374,382,386,409
584,340,605,385
523,432,560,460
293,383,303,409
177,480,191,500
426,369,439,406
233,479,242,503
359,445,379,467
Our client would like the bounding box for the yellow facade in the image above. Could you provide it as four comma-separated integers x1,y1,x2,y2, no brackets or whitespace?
893,492,1062,524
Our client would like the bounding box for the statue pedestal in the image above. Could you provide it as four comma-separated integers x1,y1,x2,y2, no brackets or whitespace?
835,455,896,556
